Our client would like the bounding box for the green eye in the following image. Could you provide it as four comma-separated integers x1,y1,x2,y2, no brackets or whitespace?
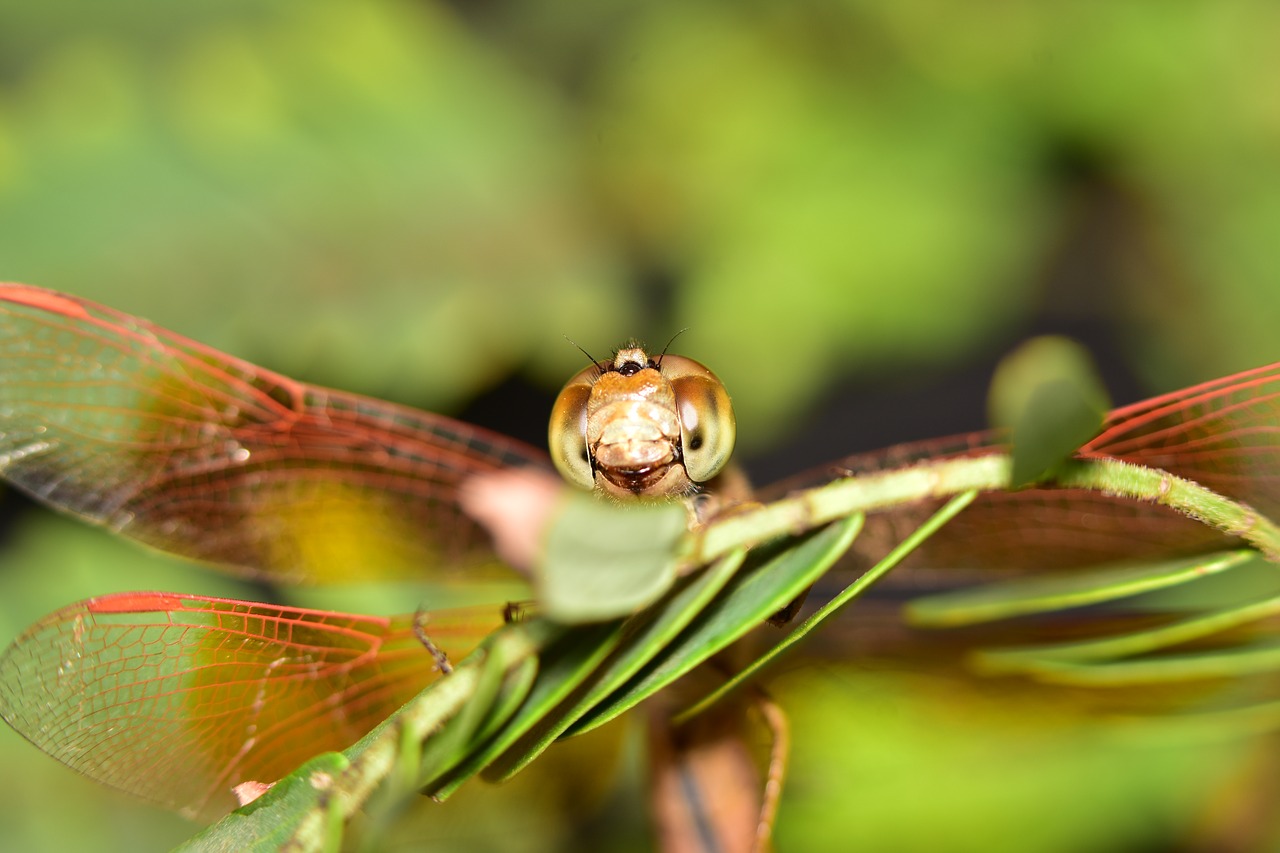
672,374,735,483
549,382,593,489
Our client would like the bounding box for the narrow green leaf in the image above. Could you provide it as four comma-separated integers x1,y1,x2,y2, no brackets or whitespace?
473,654,541,744
980,641,1280,686
680,491,976,722
567,512,866,738
976,590,1280,674
908,550,1254,627
483,548,749,781
414,630,532,789
425,620,624,799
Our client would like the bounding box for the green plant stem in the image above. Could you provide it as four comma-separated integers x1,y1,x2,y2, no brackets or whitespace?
685,455,1011,566
1055,458,1280,560
687,453,1280,569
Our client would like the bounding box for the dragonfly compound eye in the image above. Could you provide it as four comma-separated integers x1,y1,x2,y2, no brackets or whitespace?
549,374,594,489
664,358,736,484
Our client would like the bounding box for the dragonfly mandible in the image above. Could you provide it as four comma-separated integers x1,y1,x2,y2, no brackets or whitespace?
1,283,1278,833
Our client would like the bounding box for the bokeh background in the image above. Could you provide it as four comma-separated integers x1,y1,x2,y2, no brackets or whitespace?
2,1,1279,850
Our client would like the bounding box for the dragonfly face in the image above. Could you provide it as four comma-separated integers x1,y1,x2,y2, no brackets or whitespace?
549,345,736,499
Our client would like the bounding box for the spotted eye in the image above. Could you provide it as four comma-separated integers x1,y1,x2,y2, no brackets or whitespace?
549,379,594,489
665,358,735,483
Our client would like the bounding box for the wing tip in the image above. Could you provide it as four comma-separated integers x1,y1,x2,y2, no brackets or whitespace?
86,591,189,614
0,283,91,319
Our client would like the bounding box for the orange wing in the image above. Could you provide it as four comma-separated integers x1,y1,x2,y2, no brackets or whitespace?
0,284,554,584
0,592,503,818
764,362,1280,576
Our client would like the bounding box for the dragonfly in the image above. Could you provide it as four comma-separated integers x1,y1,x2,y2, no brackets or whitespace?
1,284,1278,839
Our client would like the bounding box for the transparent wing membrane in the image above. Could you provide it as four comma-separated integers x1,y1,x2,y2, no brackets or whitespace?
0,284,553,584
0,592,501,817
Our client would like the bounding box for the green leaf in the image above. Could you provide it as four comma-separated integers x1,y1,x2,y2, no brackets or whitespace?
976,591,1280,676
482,547,749,781
424,619,625,799
412,635,536,791
988,336,1110,486
537,492,689,623
908,550,1255,628
682,491,977,721
978,641,1280,686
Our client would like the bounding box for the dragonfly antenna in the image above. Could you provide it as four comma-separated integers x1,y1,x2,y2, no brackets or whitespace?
563,336,602,371
657,328,689,368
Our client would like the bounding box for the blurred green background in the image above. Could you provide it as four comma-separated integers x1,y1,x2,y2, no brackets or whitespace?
2,1,1279,850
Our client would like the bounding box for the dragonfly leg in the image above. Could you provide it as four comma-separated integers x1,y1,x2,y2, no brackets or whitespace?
751,688,789,853
411,608,455,675
765,586,811,627
502,601,533,623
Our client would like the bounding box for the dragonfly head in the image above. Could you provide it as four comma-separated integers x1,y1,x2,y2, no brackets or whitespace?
549,345,736,499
